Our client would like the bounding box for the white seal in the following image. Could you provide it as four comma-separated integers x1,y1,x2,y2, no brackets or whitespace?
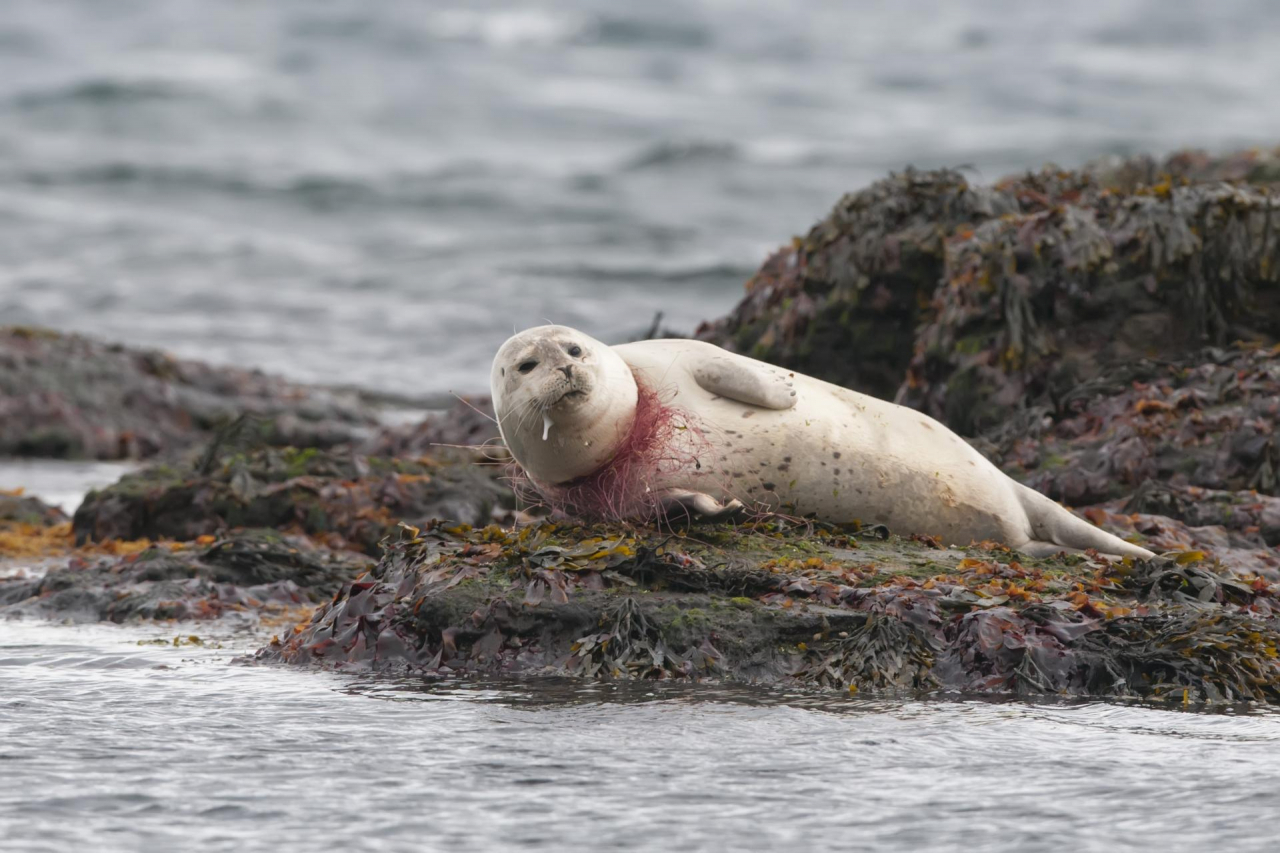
490,325,1155,560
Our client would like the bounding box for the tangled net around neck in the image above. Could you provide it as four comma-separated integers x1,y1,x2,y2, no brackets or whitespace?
513,378,711,523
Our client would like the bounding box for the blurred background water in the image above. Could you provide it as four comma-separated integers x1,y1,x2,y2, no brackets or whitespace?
1,0,1278,396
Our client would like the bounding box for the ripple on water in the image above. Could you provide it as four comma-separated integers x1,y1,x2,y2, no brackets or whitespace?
1,620,1279,852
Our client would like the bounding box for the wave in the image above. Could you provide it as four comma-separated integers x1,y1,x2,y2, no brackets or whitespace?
519,261,754,286
576,15,712,49
1,162,519,212
622,140,742,171
11,79,203,109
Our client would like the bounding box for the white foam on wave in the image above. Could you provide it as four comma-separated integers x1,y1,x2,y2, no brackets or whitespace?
429,9,580,48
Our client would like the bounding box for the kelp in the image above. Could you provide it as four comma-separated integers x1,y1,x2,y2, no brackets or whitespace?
258,519,1280,706
697,148,1280,438
985,346,1280,505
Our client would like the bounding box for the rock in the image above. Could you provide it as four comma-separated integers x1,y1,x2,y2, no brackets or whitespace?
72,446,515,555
695,168,1016,402
0,490,73,562
1079,499,1280,581
1087,145,1280,190
1122,481,1280,544
256,520,1280,705
696,149,1280,437
901,180,1280,435
0,490,68,526
0,326,379,460
0,528,370,623
363,397,502,458
983,345,1280,505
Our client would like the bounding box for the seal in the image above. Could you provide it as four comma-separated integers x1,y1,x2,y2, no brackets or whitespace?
490,325,1155,560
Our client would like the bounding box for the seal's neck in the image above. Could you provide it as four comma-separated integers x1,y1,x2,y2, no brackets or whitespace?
533,377,691,519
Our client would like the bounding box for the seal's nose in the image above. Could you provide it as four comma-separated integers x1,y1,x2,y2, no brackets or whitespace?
558,365,573,379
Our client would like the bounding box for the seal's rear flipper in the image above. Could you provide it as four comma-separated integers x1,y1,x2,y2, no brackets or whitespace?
1015,483,1155,561
656,489,745,523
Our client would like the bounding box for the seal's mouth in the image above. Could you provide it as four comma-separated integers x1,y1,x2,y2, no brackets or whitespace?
549,388,588,407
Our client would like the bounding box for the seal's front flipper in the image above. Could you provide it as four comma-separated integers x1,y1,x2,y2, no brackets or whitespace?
657,488,745,522
692,355,797,410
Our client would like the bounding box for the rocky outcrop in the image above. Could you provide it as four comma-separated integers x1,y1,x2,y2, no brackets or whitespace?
0,528,369,622
0,326,379,459
697,148,1280,437
13,146,1280,707
0,490,68,526
258,521,1280,705
72,446,514,555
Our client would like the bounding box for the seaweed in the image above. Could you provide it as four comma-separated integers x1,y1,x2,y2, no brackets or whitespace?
257,519,1280,706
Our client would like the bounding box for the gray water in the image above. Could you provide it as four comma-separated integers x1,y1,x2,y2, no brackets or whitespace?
2,0,1280,394
6,2,1280,849
2,620,1279,853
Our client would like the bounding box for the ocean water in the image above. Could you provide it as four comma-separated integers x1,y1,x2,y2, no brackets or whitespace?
2,620,1279,853
5,3,1280,850
1,0,1278,396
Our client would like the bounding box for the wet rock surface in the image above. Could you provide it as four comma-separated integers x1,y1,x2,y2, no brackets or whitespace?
0,528,369,623
259,521,1280,705
72,445,514,555
983,345,1280,504
0,326,379,459
0,490,68,527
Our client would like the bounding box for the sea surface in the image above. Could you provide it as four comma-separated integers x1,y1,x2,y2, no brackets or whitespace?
5,2,1280,850
2,620,1280,853
2,0,1280,395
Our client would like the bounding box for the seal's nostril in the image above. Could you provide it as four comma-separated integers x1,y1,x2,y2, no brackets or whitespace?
559,365,573,378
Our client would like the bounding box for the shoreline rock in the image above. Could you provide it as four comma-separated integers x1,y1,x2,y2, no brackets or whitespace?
0,528,369,624
257,521,1280,705
696,148,1280,438
72,445,515,555
0,326,380,460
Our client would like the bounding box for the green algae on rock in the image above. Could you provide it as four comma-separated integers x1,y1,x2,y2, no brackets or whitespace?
258,520,1280,706
0,326,378,460
72,445,514,555
0,528,370,623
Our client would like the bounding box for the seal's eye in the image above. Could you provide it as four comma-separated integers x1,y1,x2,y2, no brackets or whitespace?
567,345,582,357
518,360,538,374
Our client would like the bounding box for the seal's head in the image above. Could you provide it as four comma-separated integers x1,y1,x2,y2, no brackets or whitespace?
490,325,638,484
